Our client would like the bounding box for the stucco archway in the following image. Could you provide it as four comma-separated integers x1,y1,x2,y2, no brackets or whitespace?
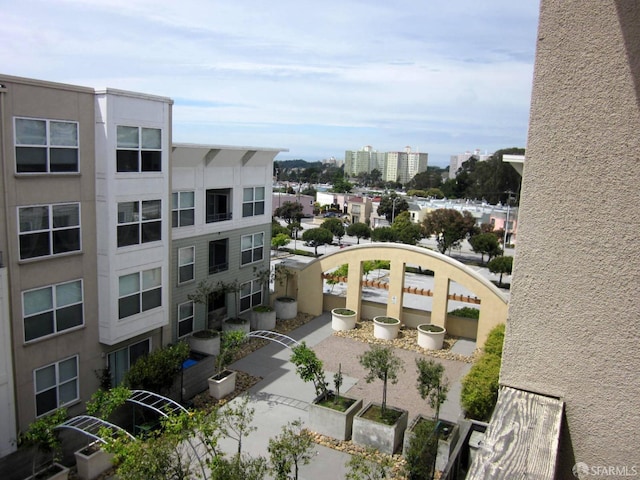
292,244,508,346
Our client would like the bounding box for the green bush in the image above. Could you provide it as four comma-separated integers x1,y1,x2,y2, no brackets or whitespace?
460,352,501,422
124,342,190,394
483,323,505,356
449,307,480,319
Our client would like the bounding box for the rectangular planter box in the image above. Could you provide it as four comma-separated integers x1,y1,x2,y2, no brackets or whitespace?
308,393,363,441
75,442,114,480
402,415,460,472
352,402,409,455
208,370,237,399
26,463,70,480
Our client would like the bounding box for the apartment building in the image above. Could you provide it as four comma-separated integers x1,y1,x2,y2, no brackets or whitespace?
171,144,285,341
0,75,285,456
448,149,492,179
385,146,428,184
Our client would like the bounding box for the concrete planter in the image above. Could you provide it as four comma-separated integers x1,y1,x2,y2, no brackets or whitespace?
250,307,276,330
417,323,446,350
352,402,409,455
402,415,460,472
188,330,220,356
331,308,357,331
274,297,298,320
308,393,363,441
373,316,401,340
26,463,70,480
222,318,250,334
208,370,237,399
75,442,114,480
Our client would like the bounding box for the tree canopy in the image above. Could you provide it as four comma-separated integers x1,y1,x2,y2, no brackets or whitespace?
468,233,503,264
377,193,409,222
391,211,422,245
346,222,371,244
320,218,345,244
487,255,513,287
301,228,333,255
422,208,477,254
274,201,303,224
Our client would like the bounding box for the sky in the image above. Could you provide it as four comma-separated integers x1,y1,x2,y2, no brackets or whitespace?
0,0,540,167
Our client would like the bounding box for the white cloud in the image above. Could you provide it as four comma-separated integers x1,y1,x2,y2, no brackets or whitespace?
0,0,540,165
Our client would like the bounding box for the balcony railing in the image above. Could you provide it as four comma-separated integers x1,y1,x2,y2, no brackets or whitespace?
206,212,232,223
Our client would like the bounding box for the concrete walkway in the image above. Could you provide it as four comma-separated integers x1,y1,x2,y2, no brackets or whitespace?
216,311,472,479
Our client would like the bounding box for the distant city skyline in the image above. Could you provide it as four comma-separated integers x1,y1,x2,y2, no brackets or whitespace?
0,1,539,167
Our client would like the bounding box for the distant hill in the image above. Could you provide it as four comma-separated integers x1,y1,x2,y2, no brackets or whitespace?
275,159,323,169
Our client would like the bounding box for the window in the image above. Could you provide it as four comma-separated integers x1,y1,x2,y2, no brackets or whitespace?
178,302,194,338
23,280,83,342
241,233,264,265
116,126,162,172
172,192,194,227
117,200,161,247
178,246,195,284
205,188,232,223
34,356,78,416
209,239,229,274
107,339,150,386
240,280,262,312
118,268,162,319
242,187,265,217
19,203,81,260
15,117,79,173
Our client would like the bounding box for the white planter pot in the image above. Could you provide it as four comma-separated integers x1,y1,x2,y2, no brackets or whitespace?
274,297,298,320
222,318,250,334
417,323,446,350
331,308,357,331
26,463,70,480
188,331,220,356
373,316,401,340
75,442,114,480
250,308,277,330
208,370,237,399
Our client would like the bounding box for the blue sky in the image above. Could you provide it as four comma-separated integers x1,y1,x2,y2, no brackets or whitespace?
0,0,540,166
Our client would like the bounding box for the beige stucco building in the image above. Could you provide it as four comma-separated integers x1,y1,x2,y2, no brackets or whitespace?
472,1,640,477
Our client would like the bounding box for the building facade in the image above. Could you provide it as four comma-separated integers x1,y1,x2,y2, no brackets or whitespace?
448,149,492,179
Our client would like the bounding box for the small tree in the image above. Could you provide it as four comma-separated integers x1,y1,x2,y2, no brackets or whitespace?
290,342,328,398
274,201,304,224
274,263,296,299
487,255,513,287
358,345,404,415
21,408,68,477
346,222,371,244
469,233,503,264
370,226,398,243
218,394,257,456
301,227,333,255
345,449,394,480
272,232,290,251
188,279,218,330
215,330,246,375
321,217,345,245
86,385,131,420
404,419,438,480
253,265,274,307
268,419,314,480
415,358,449,422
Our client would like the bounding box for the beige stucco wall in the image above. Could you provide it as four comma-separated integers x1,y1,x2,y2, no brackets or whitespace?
500,1,640,475
291,243,508,346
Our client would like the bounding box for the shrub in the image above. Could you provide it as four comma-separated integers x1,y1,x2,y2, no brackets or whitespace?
449,307,480,319
404,418,438,480
124,342,190,394
460,352,501,422
483,323,505,357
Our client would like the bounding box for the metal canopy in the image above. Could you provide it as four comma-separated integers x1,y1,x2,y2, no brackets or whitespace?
56,415,134,443
248,330,300,348
127,390,188,417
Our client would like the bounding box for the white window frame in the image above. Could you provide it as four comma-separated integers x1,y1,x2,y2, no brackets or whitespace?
18,203,81,260
178,246,195,284
34,355,79,417
240,232,264,266
118,267,162,320
242,187,265,218
116,125,162,173
172,191,195,228
14,117,79,173
240,279,262,313
177,301,194,338
117,199,162,248
23,279,84,343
